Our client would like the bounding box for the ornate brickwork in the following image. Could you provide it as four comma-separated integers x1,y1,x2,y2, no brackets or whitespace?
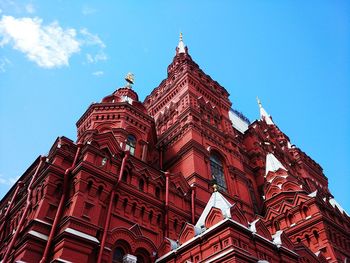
0,36,349,263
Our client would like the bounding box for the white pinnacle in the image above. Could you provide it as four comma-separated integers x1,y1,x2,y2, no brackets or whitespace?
257,97,274,125
178,32,186,54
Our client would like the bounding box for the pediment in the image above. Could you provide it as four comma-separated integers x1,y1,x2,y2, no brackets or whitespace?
129,224,142,236
251,219,271,240
204,207,224,229
88,131,122,156
230,204,248,227
158,238,178,255
169,172,190,195
280,232,295,250
179,223,200,245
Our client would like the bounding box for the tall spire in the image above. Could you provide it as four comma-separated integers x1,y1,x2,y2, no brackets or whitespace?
256,97,274,125
177,32,186,54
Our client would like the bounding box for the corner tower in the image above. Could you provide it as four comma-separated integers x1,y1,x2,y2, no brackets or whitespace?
76,74,158,164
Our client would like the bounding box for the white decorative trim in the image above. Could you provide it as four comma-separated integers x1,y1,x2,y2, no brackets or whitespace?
54,258,73,263
34,218,52,226
28,230,48,241
64,228,100,243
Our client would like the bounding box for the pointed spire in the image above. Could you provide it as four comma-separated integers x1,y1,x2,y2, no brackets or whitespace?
265,153,288,176
177,32,186,54
256,97,274,125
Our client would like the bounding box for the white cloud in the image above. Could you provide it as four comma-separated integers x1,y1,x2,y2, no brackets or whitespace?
0,57,11,72
0,15,80,68
92,70,104,77
25,3,35,14
82,6,96,16
0,174,19,185
0,16,107,69
86,51,107,64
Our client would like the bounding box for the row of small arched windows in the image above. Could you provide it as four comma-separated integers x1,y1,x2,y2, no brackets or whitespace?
114,195,162,224
121,172,161,198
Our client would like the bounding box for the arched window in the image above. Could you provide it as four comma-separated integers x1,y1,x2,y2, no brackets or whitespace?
126,134,137,155
113,240,131,263
135,248,151,263
112,247,125,263
210,152,226,189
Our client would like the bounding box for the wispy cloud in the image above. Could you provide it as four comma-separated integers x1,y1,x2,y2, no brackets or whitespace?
86,51,107,64
82,6,96,16
80,28,105,48
0,174,19,185
0,0,34,14
0,16,107,69
25,3,35,14
0,57,11,72
92,70,104,77
80,28,107,64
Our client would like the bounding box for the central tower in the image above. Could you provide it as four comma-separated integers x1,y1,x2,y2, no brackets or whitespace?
144,35,256,219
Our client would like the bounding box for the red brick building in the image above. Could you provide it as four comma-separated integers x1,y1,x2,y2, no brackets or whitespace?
0,36,349,263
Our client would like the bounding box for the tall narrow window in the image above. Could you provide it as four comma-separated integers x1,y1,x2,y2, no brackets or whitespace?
248,180,258,214
210,152,226,190
125,134,136,155
139,178,144,192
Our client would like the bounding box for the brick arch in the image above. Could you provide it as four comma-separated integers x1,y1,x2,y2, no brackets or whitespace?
269,176,286,186
109,227,157,254
109,228,137,251
282,181,300,192
265,185,280,199
206,146,228,164
134,236,157,254
95,122,115,133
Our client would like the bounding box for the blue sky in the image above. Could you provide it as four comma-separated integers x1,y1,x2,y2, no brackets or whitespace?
0,1,349,212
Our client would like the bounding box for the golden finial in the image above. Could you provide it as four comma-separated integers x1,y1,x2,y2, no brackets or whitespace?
125,72,134,85
179,32,183,42
213,184,218,192
257,96,262,108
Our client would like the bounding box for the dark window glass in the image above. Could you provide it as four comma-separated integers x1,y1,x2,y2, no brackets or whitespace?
139,179,144,191
126,135,136,155
112,247,125,263
210,153,226,189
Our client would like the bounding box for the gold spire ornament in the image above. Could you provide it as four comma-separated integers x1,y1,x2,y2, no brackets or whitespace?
213,184,218,192
125,72,135,86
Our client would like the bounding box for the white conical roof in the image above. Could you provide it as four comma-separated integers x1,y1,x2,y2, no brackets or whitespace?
257,97,274,125
265,153,287,176
178,32,186,53
195,191,232,228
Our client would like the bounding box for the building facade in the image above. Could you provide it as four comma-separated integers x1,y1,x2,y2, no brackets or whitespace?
0,36,349,263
